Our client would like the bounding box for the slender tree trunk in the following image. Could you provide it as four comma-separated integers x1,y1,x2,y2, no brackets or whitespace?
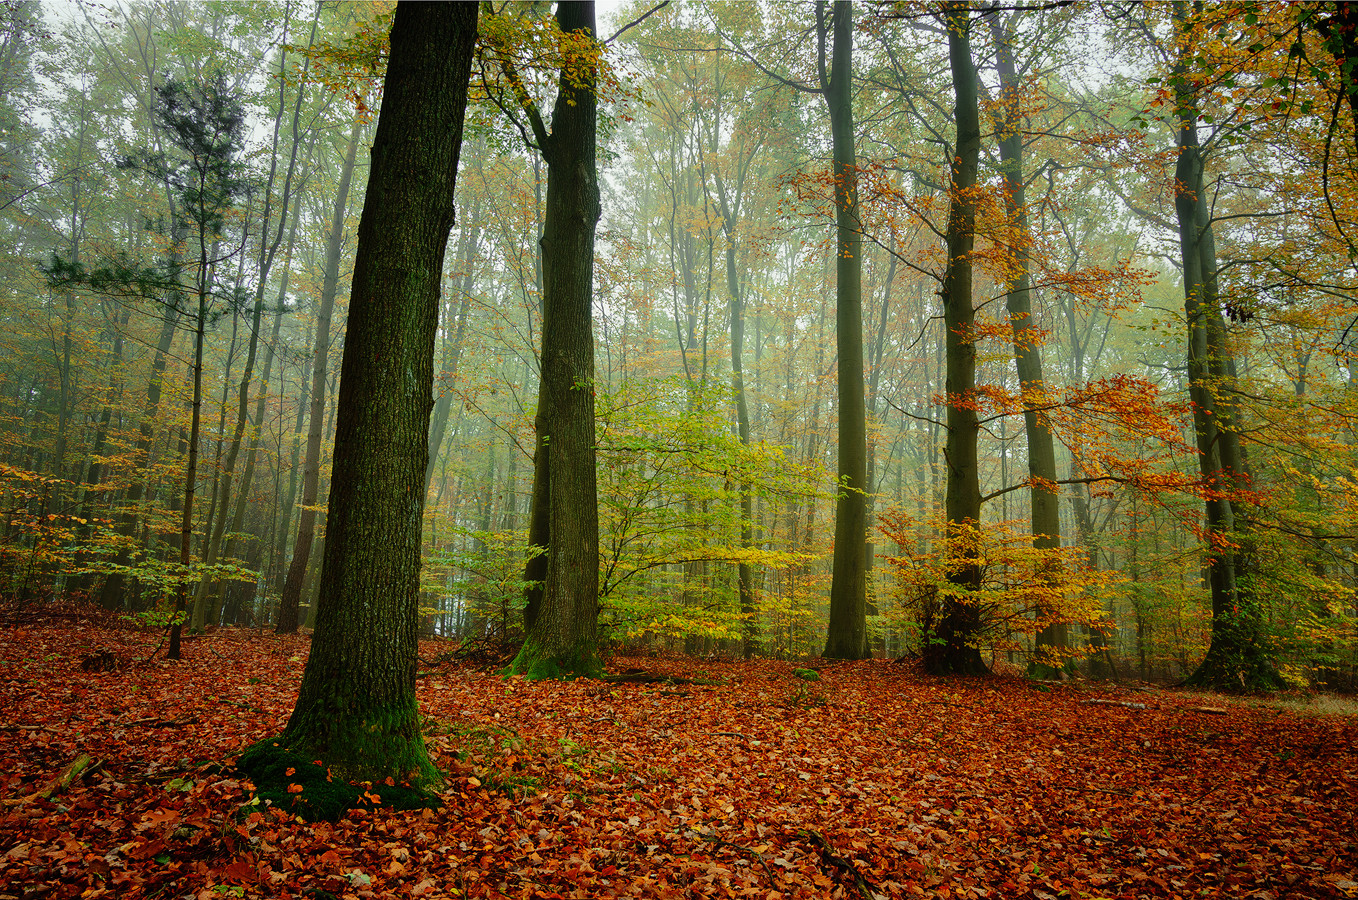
192,15,311,629
97,273,184,610
223,195,305,622
277,118,363,634
424,190,482,498
989,14,1068,674
168,277,209,660
929,0,987,676
821,0,869,660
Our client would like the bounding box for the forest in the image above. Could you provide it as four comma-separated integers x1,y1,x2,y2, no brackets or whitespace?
2,0,1358,896
2,0,1356,686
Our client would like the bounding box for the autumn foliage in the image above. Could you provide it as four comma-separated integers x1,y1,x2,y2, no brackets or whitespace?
3,617,1356,899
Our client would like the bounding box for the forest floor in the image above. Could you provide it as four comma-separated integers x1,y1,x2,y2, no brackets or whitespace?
1,615,1356,900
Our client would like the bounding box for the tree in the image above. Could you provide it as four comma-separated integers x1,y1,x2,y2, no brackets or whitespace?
988,11,1070,675
819,0,870,661
155,74,251,659
276,116,363,635
245,1,478,799
928,0,987,676
1170,2,1280,691
484,1,605,679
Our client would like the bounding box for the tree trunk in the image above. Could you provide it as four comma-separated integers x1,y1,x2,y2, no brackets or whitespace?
97,277,183,610
989,13,1068,675
820,0,869,661
424,190,482,499
1171,2,1279,692
193,10,313,629
928,0,988,677
277,117,363,634
274,1,477,788
505,1,604,680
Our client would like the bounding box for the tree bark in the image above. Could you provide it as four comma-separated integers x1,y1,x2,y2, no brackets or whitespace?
989,13,1068,675
273,1,477,787
1171,2,1279,692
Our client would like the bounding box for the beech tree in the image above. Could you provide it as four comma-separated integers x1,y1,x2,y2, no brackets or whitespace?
929,0,986,676
989,11,1069,675
818,0,870,662
247,1,477,794
1170,2,1280,691
483,1,605,679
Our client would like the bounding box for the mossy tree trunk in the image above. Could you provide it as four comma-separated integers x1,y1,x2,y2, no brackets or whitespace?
499,1,604,680
928,0,988,677
274,1,478,786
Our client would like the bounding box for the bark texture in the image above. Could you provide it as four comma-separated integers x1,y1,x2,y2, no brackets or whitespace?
276,1,477,785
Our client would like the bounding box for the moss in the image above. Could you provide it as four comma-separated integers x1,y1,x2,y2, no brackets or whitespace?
503,637,602,681
793,668,821,682
237,740,440,823
1185,605,1284,694
277,695,441,789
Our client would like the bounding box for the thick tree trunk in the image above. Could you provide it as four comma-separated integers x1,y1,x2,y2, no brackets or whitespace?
277,118,362,634
274,2,477,788
506,1,604,679
821,0,870,661
928,1,988,677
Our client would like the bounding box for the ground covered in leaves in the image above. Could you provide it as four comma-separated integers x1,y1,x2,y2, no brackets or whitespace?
2,618,1356,900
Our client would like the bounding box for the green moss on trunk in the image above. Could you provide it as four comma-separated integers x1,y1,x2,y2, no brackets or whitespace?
280,694,439,787
1185,605,1283,694
503,637,602,681
237,740,439,823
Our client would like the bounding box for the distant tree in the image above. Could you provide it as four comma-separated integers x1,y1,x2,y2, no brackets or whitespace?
276,117,364,635
149,74,252,659
47,71,251,655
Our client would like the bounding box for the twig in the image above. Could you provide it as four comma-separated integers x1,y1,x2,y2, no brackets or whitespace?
799,828,882,900
121,715,199,728
1055,783,1133,797
687,827,776,885
1080,699,1147,710
3,753,99,806
707,731,752,740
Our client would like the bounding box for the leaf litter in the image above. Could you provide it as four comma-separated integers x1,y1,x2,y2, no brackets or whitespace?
1,622,1355,899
